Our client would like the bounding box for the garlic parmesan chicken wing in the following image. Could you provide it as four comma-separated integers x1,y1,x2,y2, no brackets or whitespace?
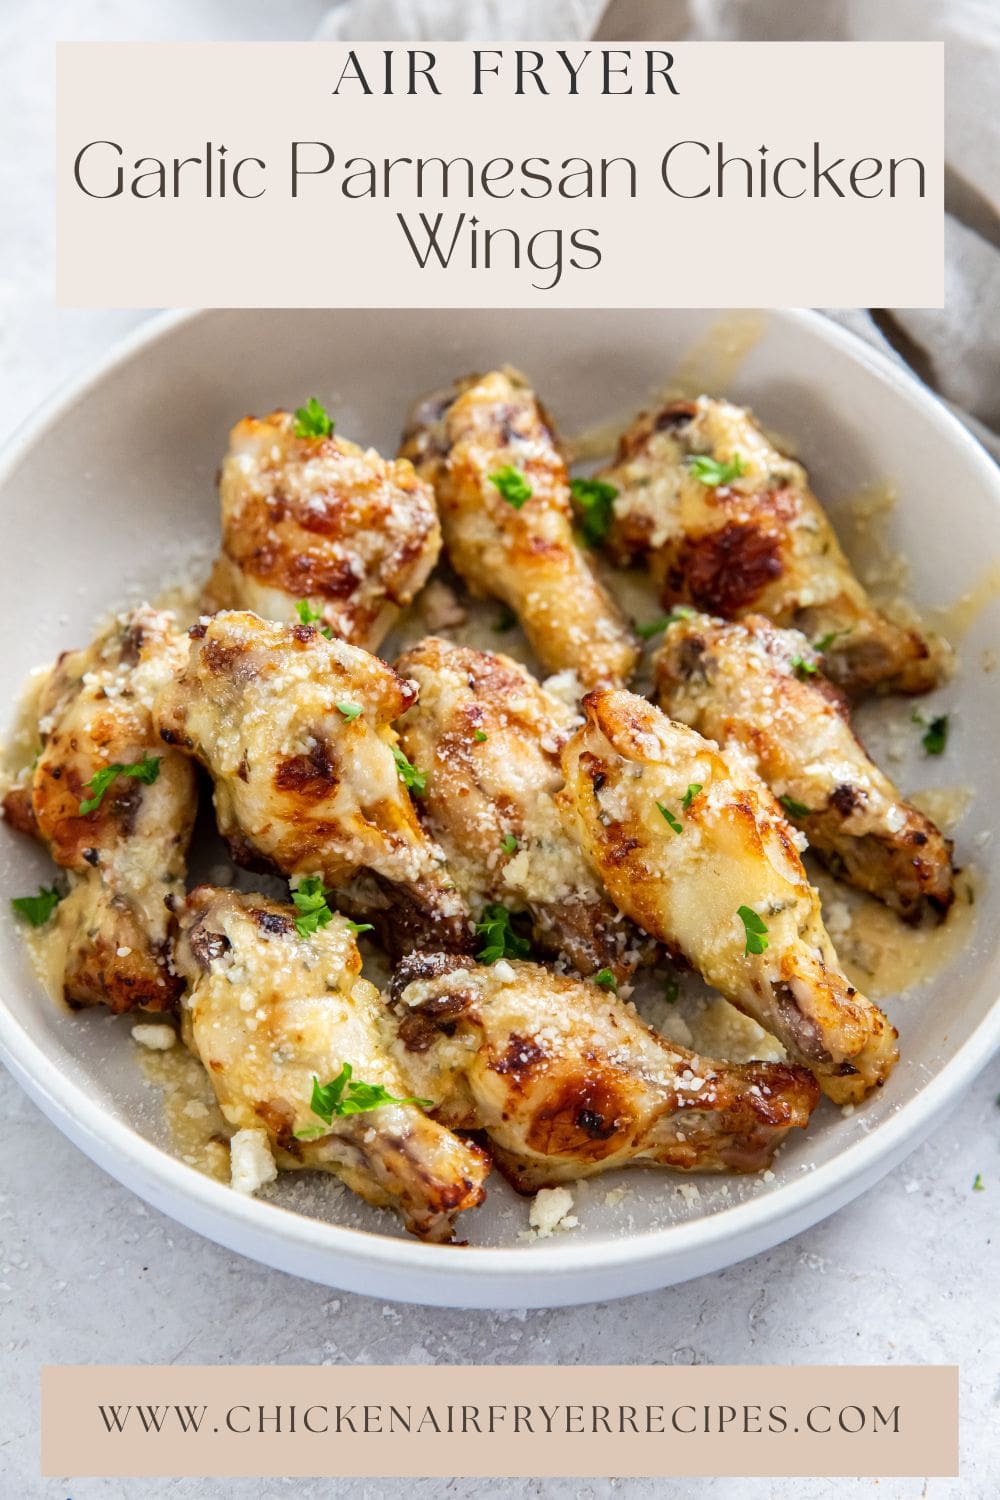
560,690,899,1104
600,396,944,697
175,887,488,1241
2,607,197,1012
390,953,818,1190
154,611,470,955
401,369,637,689
394,637,642,982
654,612,955,922
203,409,441,652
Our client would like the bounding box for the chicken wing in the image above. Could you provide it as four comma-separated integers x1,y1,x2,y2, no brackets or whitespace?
654,611,955,922
394,636,644,981
2,606,197,1012
389,952,819,1191
559,689,899,1104
175,886,489,1241
401,369,637,689
600,396,944,696
153,610,470,954
202,409,441,652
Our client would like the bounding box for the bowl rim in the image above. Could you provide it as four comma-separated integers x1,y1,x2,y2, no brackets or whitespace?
1,304,998,1291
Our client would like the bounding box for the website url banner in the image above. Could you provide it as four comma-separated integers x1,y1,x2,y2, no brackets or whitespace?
42,1364,958,1478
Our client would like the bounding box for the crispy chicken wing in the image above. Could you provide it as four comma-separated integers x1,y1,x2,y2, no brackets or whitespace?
390,952,819,1191
153,610,470,954
559,689,899,1104
654,611,955,922
2,606,197,1012
203,410,441,652
401,369,637,689
394,636,643,981
175,886,489,1241
600,396,944,696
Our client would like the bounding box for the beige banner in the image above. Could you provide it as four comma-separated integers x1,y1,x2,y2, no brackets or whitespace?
41,1364,958,1478
56,41,943,308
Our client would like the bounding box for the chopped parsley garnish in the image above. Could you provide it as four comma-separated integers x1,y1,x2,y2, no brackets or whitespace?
291,876,334,938
493,607,517,633
915,712,949,756
295,599,333,639
790,654,819,679
500,833,519,855
335,702,362,721
293,397,334,439
474,729,488,743
392,745,427,795
656,801,683,835
972,1173,985,1192
663,975,680,1004
738,905,769,956
344,919,374,935
475,902,531,965
814,630,846,654
569,477,618,547
294,1063,431,1138
681,783,702,810
488,465,532,508
11,885,60,927
79,755,161,815
779,794,811,819
593,968,618,992
687,453,746,488
635,605,695,640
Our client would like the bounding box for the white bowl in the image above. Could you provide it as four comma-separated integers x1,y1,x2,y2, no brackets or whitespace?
1,308,997,1308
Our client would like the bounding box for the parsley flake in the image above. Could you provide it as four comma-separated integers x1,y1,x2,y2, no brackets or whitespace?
687,453,746,488
293,397,334,439
593,967,618,992
681,783,702,810
295,599,333,639
790,654,819,679
814,629,847,654
345,919,374,935
973,1173,985,1192
475,902,531,965
79,755,161,815
291,876,334,939
493,607,517,633
488,465,532,508
921,713,949,756
569,477,618,547
11,885,60,927
779,794,811,819
635,606,695,640
656,801,683,835
663,975,680,1004
335,702,362,722
392,745,427,795
474,729,488,743
500,834,518,855
294,1063,431,1137
738,905,769,956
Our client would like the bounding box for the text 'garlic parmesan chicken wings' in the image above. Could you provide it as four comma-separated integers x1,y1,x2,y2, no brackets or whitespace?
390,953,818,1191
394,636,643,982
401,369,638,689
599,396,944,697
654,612,955,923
2,606,197,1013
559,690,899,1104
153,610,470,954
175,887,488,1242
203,409,441,652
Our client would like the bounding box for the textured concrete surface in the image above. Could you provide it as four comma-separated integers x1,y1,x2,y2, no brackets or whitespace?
1,4,998,1498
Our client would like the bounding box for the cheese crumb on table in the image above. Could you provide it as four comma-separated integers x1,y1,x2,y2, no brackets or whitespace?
230,1128,278,1195
130,1023,177,1051
528,1185,578,1238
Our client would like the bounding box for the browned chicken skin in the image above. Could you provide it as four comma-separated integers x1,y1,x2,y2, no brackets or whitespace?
401,369,638,689
390,952,819,1191
600,396,945,696
654,611,955,922
395,636,644,982
3,606,197,1012
153,610,471,955
204,409,441,652
176,886,489,1241
559,689,899,1104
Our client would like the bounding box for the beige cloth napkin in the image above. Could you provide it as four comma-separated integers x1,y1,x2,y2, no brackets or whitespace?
317,0,1000,457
